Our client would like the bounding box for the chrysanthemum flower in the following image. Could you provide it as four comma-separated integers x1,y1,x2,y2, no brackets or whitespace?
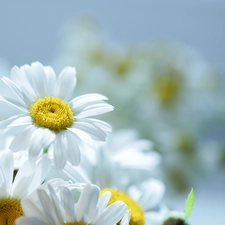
0,150,51,225
16,183,128,225
0,62,113,169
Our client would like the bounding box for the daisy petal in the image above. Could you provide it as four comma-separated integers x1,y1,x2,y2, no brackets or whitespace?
72,122,107,141
0,151,14,194
16,217,49,225
76,184,99,222
75,103,114,118
37,188,60,225
28,156,51,193
12,65,37,102
9,125,35,152
0,114,24,130
53,134,67,170
44,66,56,96
56,67,76,101
11,160,35,199
96,201,127,225
28,128,55,158
20,198,53,225
65,131,81,166
1,76,25,105
0,95,28,112
70,93,108,112
60,187,75,221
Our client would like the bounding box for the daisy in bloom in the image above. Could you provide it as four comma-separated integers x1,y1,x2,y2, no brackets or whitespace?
0,150,51,225
0,62,113,169
16,183,128,225
58,146,166,225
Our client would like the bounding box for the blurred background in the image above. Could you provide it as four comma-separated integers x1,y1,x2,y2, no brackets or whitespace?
0,1,225,224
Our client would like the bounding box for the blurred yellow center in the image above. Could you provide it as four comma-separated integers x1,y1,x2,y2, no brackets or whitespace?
30,96,74,131
63,222,88,225
153,69,181,106
0,198,23,225
100,188,145,225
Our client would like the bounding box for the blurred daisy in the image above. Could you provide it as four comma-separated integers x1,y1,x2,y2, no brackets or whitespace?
16,183,128,225
161,211,189,225
0,62,113,169
59,129,161,189
0,150,51,225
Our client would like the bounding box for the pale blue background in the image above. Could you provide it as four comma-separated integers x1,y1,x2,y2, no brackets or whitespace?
0,1,225,224
0,0,225,69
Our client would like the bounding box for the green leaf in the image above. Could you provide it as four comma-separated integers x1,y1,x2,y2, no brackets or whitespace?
185,188,195,217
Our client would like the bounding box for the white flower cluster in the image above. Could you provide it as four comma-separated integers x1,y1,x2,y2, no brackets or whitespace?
52,19,225,192
0,62,191,225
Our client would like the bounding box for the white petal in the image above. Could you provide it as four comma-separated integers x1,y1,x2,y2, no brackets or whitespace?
28,127,55,159
0,114,24,130
11,160,35,199
62,162,91,183
65,131,81,166
75,103,114,118
37,188,60,224
95,201,127,225
26,62,46,98
56,67,76,101
44,66,56,96
70,93,108,112
136,179,165,210
60,187,75,221
85,118,112,132
92,192,111,224
1,76,25,105
16,217,49,225
0,167,7,197
9,125,35,152
0,95,28,112
76,184,99,222
0,151,14,195
12,65,37,102
67,127,96,147
7,116,32,128
47,184,64,224
27,156,51,193
53,134,67,170
21,198,53,225
120,210,130,225
72,122,107,141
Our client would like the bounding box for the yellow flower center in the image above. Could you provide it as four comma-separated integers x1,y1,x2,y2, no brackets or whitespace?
0,198,24,225
63,222,88,225
100,188,145,225
152,68,182,106
30,96,74,132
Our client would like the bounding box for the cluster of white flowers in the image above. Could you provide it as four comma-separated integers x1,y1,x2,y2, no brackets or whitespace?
0,62,193,225
51,19,225,192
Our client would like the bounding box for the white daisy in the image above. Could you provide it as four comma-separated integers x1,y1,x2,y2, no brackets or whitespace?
0,62,113,169
58,149,165,225
16,183,128,225
0,150,51,225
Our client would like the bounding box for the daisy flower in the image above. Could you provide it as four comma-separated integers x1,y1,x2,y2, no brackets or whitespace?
16,183,128,225
0,150,51,225
57,147,166,225
0,62,113,169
